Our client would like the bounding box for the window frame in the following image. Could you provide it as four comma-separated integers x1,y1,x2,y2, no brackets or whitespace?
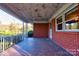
56,4,79,32
56,16,63,31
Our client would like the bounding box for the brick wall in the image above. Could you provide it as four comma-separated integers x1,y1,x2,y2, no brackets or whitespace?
76,4,79,55
51,5,79,55
33,23,49,38
52,19,77,55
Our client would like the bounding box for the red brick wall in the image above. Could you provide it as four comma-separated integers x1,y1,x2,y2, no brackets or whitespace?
52,19,77,55
76,33,79,55
51,5,79,55
76,4,79,55
33,23,49,38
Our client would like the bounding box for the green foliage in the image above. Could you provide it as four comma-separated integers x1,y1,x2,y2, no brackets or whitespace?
28,30,33,37
0,30,16,36
0,23,23,36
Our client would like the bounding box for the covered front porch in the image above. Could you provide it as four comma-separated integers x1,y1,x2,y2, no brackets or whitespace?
0,3,78,56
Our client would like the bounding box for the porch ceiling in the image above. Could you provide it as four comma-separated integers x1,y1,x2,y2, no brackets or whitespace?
0,3,65,23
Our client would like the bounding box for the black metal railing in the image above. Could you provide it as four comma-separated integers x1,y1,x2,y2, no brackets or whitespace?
0,34,23,52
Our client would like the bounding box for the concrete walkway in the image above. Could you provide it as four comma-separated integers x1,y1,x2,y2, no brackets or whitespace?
0,38,72,56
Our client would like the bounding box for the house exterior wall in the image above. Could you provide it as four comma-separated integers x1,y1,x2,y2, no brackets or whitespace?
33,4,79,56
76,4,79,55
51,4,79,55
51,19,77,55
33,23,49,38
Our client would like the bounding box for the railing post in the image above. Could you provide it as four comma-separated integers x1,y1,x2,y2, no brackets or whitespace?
0,36,3,52
2,36,4,53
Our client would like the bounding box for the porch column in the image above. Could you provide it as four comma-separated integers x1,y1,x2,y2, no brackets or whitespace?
26,23,28,37
22,21,24,40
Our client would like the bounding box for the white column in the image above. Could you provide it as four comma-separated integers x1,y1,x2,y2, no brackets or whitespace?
26,23,28,37
22,21,24,40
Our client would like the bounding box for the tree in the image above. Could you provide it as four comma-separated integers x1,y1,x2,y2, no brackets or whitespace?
9,23,14,31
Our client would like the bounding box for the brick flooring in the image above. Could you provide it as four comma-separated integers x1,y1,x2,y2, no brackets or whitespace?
0,38,72,56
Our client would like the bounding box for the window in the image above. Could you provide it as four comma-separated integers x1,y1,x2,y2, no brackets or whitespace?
56,5,79,32
56,16,63,30
65,7,79,30
65,20,78,30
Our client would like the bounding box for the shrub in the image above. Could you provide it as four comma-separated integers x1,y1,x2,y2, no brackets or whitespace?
28,30,33,37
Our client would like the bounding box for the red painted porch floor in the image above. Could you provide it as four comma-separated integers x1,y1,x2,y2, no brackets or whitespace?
0,38,72,56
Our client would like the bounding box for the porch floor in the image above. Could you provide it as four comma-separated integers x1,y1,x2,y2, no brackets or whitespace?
0,38,72,56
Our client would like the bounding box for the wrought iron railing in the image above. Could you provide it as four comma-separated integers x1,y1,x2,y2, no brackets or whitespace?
0,34,23,53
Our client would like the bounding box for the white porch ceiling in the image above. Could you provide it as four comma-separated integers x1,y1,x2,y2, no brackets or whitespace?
0,3,65,23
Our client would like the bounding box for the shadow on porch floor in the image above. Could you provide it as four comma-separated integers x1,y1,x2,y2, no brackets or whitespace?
0,38,72,56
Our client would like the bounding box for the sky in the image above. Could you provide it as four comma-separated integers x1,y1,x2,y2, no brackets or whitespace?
0,9,23,25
